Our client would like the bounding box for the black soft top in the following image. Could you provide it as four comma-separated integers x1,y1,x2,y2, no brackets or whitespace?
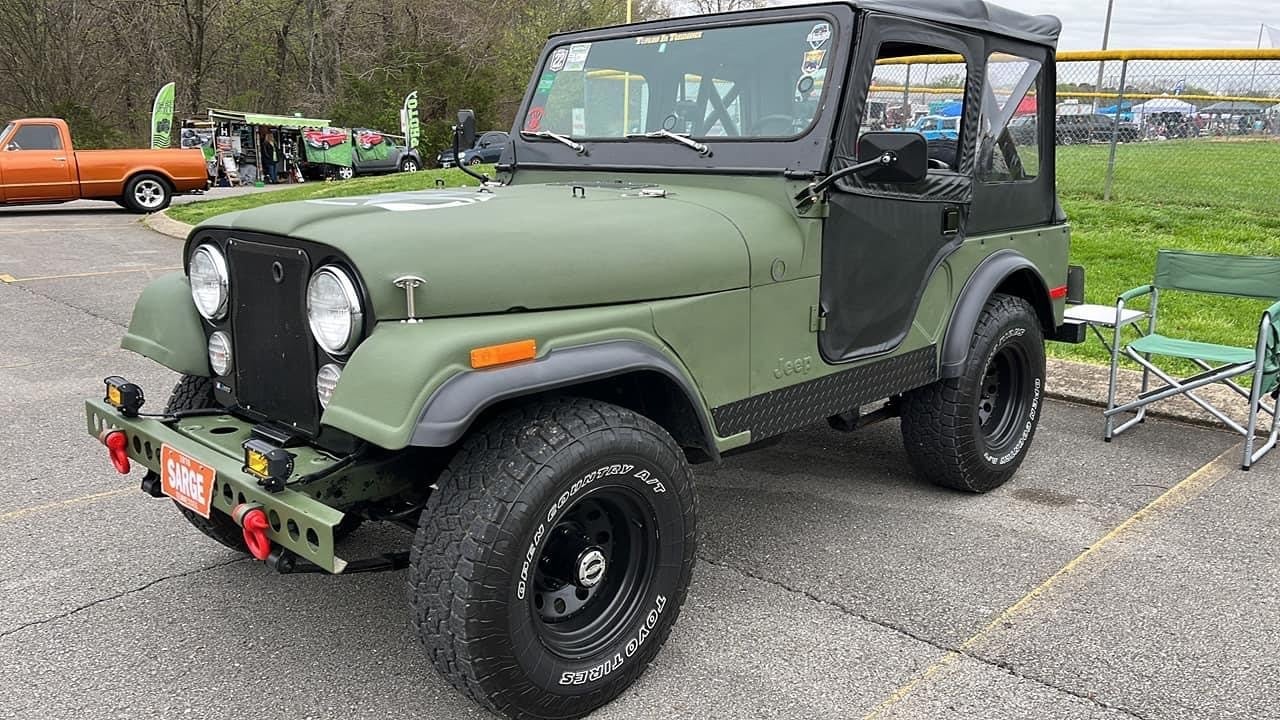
856,0,1059,46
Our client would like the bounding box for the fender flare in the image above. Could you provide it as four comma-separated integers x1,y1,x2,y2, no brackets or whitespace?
409,340,720,458
940,249,1049,378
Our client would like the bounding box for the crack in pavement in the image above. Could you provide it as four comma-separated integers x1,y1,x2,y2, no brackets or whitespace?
2,274,128,330
697,554,1151,720
0,557,248,640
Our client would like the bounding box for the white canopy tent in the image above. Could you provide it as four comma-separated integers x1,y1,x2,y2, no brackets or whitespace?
1131,97,1196,125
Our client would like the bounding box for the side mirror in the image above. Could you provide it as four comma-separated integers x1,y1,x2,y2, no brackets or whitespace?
856,131,928,184
4,143,18,151
455,110,477,151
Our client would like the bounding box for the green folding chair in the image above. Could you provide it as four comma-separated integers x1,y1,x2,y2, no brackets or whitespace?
1104,250,1280,469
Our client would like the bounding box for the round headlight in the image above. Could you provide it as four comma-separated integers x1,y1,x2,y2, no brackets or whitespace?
316,363,342,408
307,266,363,355
189,244,229,320
208,331,233,375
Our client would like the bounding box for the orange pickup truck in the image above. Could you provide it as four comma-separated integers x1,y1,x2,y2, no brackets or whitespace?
0,118,207,213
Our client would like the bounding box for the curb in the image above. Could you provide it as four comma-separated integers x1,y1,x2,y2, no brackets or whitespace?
1046,356,1255,432
141,209,192,240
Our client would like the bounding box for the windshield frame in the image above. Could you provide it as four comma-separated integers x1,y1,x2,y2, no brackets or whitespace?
507,3,854,175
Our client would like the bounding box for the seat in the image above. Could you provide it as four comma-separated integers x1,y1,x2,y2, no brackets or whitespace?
1126,334,1256,366
1104,250,1280,469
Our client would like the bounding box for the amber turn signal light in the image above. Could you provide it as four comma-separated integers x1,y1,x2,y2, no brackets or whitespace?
470,339,537,369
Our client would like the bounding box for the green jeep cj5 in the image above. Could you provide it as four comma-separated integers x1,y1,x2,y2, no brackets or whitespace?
86,1,1083,717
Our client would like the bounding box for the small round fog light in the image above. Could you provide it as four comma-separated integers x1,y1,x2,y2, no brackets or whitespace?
208,331,233,375
317,363,342,408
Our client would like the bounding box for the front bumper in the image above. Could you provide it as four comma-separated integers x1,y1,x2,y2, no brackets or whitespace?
85,398,351,573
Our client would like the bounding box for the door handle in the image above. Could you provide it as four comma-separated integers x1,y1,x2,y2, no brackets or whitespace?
52,156,67,162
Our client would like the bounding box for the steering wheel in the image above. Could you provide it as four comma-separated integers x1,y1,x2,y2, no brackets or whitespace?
750,114,797,136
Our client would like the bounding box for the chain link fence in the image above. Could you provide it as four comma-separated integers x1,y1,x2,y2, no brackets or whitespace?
868,50,1280,213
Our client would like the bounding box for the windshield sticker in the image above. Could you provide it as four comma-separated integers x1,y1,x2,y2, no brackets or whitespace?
563,43,592,72
307,190,496,212
548,47,569,72
526,106,545,131
636,30,703,46
572,108,586,136
802,50,826,76
536,72,556,94
807,22,831,49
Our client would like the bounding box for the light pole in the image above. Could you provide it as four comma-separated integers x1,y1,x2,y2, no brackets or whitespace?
1093,0,1116,111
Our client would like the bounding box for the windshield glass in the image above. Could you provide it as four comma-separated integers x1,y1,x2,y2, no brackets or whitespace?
524,19,835,140
0,123,12,145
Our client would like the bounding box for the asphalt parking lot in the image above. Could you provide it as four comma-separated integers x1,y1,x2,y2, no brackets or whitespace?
1,202,1277,720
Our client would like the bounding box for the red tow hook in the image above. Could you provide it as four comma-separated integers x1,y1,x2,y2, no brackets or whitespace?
233,504,272,561
100,430,130,474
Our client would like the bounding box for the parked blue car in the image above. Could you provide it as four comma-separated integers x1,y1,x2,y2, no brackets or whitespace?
908,115,960,141
437,130,509,168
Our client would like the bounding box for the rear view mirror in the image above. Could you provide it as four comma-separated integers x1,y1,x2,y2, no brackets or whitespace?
856,131,928,184
456,110,477,150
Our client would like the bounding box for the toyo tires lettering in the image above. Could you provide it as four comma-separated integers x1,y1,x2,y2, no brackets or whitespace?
517,464,665,600
982,327,1041,466
558,594,668,686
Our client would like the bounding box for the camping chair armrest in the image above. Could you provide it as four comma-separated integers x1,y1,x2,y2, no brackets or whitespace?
1258,300,1280,352
1117,284,1154,303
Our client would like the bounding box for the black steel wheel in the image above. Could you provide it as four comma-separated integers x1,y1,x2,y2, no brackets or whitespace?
900,293,1045,492
410,398,697,720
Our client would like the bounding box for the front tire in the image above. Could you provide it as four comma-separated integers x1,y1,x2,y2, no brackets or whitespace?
900,294,1045,493
410,398,697,719
399,157,419,172
335,165,354,180
468,156,483,166
165,375,250,553
122,173,172,213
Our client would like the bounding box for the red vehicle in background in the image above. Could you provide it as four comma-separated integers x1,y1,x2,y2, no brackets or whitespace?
303,129,349,150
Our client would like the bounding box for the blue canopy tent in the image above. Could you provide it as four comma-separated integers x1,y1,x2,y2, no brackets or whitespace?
934,100,963,117
1097,100,1135,122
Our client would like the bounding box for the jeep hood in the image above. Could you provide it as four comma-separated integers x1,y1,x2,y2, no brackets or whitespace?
199,183,749,318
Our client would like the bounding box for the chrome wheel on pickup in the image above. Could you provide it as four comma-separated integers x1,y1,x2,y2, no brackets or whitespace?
123,173,171,213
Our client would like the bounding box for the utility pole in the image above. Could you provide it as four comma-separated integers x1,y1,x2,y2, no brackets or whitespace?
1248,23,1264,96
1093,0,1116,111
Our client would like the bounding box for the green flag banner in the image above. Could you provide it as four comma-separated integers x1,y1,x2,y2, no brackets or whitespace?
302,128,353,167
150,82,175,149
401,91,421,150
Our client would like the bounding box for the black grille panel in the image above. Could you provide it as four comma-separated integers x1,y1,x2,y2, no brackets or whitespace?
228,239,319,433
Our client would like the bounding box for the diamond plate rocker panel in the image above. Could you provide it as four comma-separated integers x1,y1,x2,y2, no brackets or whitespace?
711,346,937,440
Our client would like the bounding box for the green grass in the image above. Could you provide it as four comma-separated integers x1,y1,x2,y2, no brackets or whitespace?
168,141,1280,369
166,166,487,225
1054,139,1280,367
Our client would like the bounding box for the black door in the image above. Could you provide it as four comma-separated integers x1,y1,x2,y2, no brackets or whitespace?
819,15,982,362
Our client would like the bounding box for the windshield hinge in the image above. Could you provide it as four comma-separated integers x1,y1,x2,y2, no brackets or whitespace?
809,305,827,333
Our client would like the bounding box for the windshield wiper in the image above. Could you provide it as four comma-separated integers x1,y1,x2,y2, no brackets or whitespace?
520,129,586,155
624,129,711,157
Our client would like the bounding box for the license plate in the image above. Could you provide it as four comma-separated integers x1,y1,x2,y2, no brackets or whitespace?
160,445,216,518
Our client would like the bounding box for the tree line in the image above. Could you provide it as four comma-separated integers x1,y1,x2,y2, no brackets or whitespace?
0,0,764,153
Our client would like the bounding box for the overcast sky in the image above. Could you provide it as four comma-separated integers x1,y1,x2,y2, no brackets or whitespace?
773,1,1276,50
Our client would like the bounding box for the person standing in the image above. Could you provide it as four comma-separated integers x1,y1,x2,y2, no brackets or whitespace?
260,132,280,183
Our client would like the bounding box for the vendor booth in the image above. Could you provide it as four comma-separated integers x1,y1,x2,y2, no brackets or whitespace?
206,108,332,186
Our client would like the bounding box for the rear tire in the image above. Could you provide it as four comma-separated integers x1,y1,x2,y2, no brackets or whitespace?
900,294,1045,493
122,173,172,213
409,397,697,719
